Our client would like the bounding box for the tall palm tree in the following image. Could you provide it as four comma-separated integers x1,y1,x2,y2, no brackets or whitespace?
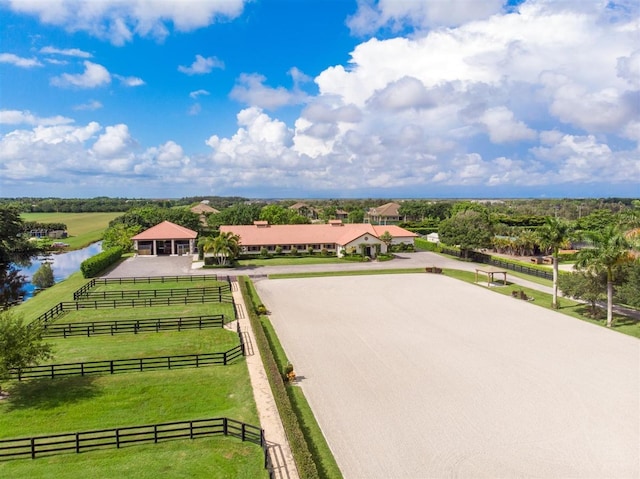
575,225,632,327
537,217,572,309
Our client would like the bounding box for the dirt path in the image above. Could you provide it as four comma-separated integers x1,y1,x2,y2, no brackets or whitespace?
229,281,299,479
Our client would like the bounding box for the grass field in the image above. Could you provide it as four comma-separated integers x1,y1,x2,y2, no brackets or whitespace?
21,212,123,249
1,276,268,478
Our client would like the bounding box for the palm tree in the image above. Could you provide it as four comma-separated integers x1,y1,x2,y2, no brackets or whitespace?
203,232,240,266
575,225,633,327
537,217,573,309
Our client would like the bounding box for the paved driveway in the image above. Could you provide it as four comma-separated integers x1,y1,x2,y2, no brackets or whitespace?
103,255,194,277
255,274,639,479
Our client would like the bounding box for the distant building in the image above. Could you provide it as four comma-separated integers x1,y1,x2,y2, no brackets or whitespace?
190,202,220,226
221,220,417,258
426,232,440,244
365,202,402,224
289,202,319,220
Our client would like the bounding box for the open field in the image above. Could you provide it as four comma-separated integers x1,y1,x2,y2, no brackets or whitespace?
255,274,640,479
21,212,122,249
2,275,267,478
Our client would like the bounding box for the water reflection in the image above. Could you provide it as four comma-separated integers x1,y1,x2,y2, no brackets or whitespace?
20,242,103,299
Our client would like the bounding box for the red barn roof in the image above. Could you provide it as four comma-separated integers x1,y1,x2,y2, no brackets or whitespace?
131,221,197,240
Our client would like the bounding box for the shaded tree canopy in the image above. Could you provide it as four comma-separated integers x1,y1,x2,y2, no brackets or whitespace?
438,210,494,257
1,207,41,308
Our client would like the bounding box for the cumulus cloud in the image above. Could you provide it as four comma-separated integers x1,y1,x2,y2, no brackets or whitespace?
347,0,505,35
51,61,111,88
230,73,308,109
0,53,42,68
114,74,145,86
40,46,92,58
178,54,224,75
479,107,537,143
6,0,248,45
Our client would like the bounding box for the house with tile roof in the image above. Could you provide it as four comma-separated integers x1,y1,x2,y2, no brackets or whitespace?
131,221,198,256
365,202,403,224
220,220,417,258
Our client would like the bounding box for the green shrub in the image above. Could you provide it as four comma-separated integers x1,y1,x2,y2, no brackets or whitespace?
80,247,123,278
307,246,314,255
320,248,329,257
275,246,283,255
291,247,299,256
260,247,270,258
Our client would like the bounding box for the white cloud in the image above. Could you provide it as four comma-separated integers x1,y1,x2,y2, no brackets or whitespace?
73,100,103,111
479,107,537,143
347,0,505,35
0,53,42,68
51,61,111,88
230,73,307,109
6,0,248,45
188,103,202,116
40,46,92,58
114,74,145,87
189,89,210,99
178,54,224,75
0,109,74,126
91,124,136,158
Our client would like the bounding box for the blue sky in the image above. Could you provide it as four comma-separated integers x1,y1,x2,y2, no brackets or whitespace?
1,0,638,199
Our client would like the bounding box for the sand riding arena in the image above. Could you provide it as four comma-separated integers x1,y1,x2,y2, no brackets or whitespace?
255,274,639,479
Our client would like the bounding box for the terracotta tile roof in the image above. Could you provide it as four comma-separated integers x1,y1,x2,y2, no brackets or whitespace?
220,222,417,247
132,221,198,240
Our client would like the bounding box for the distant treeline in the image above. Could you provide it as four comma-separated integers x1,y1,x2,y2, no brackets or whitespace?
0,196,249,213
22,221,68,233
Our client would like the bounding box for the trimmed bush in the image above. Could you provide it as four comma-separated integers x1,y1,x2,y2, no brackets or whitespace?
80,247,123,278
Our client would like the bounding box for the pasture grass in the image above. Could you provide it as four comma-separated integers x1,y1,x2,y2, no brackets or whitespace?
0,437,267,479
21,212,122,249
443,269,640,338
3,273,267,478
50,302,235,324
47,328,239,363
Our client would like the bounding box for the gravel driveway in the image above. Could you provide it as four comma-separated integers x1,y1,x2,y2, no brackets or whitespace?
255,274,639,479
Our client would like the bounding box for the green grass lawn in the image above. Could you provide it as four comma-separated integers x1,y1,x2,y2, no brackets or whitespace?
0,437,267,479
236,256,346,267
90,279,229,292
47,328,239,363
49,302,235,324
3,274,267,478
444,269,640,338
21,212,123,249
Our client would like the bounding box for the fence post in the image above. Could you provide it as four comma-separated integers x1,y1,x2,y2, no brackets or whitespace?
154,425,158,443
190,421,194,440
51,364,55,379
242,423,246,442
110,360,114,375
223,418,228,436
76,432,80,453
31,437,36,459
116,429,120,448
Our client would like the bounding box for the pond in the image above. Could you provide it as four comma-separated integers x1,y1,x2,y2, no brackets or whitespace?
19,242,103,300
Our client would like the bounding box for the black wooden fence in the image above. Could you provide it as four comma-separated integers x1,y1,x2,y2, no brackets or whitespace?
0,417,271,477
42,315,226,338
36,294,234,323
10,348,244,380
73,274,230,300
75,285,231,301
440,248,554,280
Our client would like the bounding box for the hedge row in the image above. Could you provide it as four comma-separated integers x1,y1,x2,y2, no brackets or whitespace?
414,237,441,252
80,247,123,278
239,278,321,479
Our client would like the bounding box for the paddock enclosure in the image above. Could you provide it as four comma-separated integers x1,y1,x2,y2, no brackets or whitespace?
255,274,639,479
